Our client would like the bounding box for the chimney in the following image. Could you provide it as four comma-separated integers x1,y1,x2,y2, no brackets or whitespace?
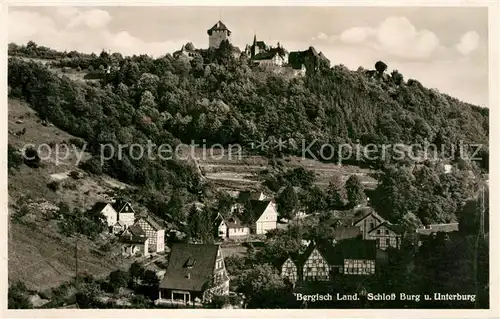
186,273,191,279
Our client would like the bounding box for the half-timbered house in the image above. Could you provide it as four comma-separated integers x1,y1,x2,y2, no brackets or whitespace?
365,222,402,250
136,215,165,253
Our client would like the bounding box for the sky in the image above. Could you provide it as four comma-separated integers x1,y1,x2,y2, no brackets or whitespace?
8,6,489,107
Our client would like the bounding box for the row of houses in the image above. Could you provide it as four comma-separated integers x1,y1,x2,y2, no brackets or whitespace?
216,191,278,239
89,201,165,256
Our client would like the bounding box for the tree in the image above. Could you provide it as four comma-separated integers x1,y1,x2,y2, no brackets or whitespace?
236,264,291,308
304,185,327,214
391,69,404,85
23,147,41,168
129,261,145,284
326,175,345,209
276,185,298,219
142,269,160,287
375,61,388,74
166,193,185,223
345,175,366,207
108,270,129,292
8,281,32,309
8,144,23,171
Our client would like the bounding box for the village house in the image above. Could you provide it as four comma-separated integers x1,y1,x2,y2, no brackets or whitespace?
113,201,136,227
353,209,387,239
135,215,165,253
217,216,251,239
280,239,377,283
111,220,127,235
120,224,149,257
365,222,402,250
281,254,303,285
249,200,278,234
89,202,117,228
157,243,230,307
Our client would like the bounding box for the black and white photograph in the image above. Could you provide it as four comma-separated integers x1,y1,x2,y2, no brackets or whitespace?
4,2,495,314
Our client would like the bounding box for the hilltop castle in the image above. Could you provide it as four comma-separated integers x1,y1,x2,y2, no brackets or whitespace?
173,20,331,75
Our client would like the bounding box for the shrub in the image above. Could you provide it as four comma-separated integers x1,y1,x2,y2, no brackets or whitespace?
48,180,61,191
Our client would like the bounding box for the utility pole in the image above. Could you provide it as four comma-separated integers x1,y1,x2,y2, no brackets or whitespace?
75,240,79,289
474,184,486,308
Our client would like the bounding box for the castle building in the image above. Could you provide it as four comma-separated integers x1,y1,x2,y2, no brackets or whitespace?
207,20,231,49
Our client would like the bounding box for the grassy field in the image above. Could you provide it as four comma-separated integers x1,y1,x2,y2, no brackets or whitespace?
192,147,379,195
8,98,134,291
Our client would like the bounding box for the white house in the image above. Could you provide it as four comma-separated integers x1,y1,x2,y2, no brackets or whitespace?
136,216,165,253
218,216,251,239
113,201,136,227
120,224,150,257
250,200,278,234
89,202,117,228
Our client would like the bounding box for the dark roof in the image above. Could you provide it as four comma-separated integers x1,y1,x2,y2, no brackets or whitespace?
112,201,134,213
159,244,219,292
288,46,329,69
207,21,231,35
249,200,272,221
225,216,247,229
333,226,362,240
89,202,110,214
253,51,277,61
120,224,148,244
255,41,267,49
236,191,264,203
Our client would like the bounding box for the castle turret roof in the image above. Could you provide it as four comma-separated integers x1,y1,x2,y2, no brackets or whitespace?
207,20,231,35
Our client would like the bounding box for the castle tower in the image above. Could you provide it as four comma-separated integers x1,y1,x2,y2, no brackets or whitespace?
207,20,231,49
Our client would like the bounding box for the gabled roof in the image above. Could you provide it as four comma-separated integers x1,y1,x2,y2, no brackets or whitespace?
368,222,403,235
138,215,163,231
353,210,386,226
159,244,220,292
236,191,264,203
120,224,148,244
113,201,135,214
89,202,112,214
225,216,247,229
249,200,273,221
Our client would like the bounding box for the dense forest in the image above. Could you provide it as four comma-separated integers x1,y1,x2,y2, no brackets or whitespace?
7,40,490,309
8,40,489,226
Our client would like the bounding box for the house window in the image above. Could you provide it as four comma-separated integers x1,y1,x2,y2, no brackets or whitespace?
385,230,389,235
386,238,391,246
377,238,380,248
377,230,381,235
369,222,374,230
